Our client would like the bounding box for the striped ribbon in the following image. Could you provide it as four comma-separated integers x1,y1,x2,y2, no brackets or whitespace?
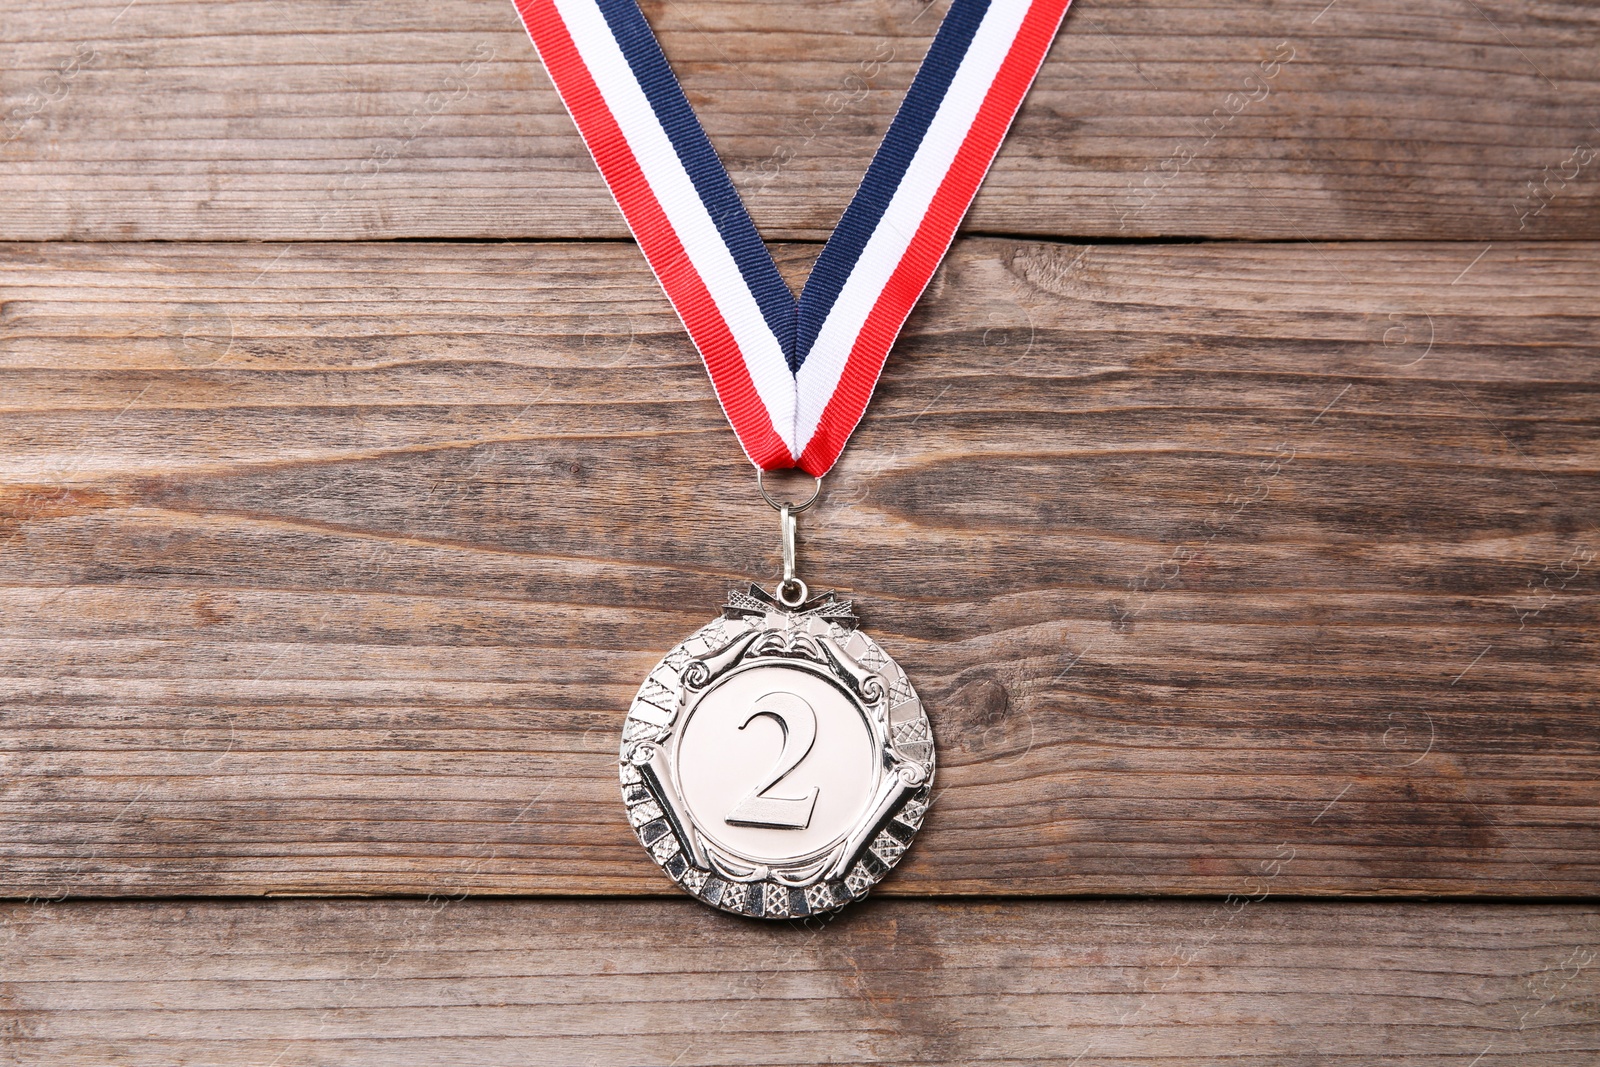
512,0,1073,474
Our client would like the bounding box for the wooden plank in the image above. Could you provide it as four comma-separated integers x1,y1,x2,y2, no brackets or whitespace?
0,238,1597,899
3,0,1599,241
0,898,1595,1065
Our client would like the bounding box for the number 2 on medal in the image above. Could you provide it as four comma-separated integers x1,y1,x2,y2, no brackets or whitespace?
724,692,820,830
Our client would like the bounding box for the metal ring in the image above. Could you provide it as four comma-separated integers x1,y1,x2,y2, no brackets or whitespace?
757,469,822,513
775,576,810,608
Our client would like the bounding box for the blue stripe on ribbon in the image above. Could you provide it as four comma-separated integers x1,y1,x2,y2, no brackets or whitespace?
793,0,990,372
596,0,797,359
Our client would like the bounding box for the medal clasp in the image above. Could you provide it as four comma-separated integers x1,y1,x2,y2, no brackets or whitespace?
757,470,821,608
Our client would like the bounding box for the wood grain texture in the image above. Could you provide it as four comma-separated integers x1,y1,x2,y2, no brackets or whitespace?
1,237,1596,899
3,0,1600,242
1,898,1596,1066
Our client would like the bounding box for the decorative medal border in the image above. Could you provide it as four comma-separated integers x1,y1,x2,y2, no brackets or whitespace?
510,0,1076,474
618,587,935,918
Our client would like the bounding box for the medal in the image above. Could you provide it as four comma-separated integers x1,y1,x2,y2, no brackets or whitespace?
619,479,935,916
511,0,1073,916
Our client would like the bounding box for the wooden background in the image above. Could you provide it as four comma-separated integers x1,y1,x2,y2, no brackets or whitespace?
2,0,1597,1062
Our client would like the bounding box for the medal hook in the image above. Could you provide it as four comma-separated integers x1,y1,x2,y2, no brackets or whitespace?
779,504,807,598
775,504,808,607
758,471,819,608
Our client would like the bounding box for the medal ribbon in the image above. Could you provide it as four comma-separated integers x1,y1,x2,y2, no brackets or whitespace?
511,0,1073,475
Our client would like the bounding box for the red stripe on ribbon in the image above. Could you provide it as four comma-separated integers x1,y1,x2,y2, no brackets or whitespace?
797,0,1073,476
514,0,792,469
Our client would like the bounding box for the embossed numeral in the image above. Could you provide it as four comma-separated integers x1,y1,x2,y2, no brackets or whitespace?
725,692,819,829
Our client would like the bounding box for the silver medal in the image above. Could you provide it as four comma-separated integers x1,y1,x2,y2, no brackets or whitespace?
513,0,1067,921
619,587,934,917
618,481,934,918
